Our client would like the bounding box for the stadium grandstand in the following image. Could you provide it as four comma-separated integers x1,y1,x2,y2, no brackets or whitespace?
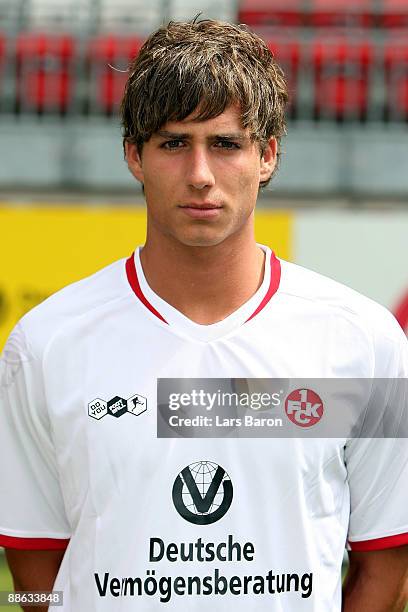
0,0,407,120
0,0,408,195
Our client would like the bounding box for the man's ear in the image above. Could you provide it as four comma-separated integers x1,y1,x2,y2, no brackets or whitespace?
125,141,144,183
259,137,278,183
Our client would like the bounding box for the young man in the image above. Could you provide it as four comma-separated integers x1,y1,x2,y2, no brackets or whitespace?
1,18,407,612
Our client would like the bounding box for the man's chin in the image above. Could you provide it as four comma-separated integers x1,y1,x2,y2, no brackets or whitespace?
175,232,229,248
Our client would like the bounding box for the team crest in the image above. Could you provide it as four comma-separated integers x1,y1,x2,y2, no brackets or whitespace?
285,388,324,427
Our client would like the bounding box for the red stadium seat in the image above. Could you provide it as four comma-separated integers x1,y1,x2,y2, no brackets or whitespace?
384,34,408,119
309,0,374,27
380,0,408,28
312,36,373,120
239,0,305,27
0,34,4,81
87,35,143,114
263,34,301,117
15,33,75,113
0,35,5,110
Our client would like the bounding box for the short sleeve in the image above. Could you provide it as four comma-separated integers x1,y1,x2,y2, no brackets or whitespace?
0,322,71,549
345,315,408,552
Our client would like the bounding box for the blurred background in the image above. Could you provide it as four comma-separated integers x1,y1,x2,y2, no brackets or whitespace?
0,0,407,606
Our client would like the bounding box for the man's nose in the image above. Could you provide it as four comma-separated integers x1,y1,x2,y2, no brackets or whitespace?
186,148,216,189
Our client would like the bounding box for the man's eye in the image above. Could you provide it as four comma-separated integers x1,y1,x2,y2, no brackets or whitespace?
162,140,184,149
216,141,240,150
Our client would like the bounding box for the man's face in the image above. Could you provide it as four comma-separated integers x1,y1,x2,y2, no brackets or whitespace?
125,104,277,247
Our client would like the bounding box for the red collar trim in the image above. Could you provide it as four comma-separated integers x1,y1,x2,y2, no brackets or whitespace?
126,250,281,326
244,251,281,324
126,253,168,324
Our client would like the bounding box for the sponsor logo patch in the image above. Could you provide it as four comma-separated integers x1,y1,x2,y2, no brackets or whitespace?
172,460,233,525
88,393,147,420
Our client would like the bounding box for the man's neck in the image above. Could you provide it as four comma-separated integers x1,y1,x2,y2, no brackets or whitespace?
139,232,265,325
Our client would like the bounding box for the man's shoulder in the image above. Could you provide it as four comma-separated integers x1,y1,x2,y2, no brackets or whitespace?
278,258,403,344
11,257,130,359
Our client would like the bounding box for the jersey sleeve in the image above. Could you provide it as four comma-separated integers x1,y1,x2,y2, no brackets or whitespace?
0,322,71,550
345,313,408,552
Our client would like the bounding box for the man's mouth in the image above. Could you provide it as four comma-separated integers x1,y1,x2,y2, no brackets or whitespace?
179,203,222,209
179,203,223,218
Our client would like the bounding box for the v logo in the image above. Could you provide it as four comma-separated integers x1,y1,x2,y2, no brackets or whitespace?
181,465,225,513
172,461,233,525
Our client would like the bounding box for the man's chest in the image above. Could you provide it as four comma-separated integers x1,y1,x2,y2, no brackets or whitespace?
42,311,368,532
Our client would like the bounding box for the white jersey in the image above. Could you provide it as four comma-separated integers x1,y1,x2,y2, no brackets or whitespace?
1,244,407,611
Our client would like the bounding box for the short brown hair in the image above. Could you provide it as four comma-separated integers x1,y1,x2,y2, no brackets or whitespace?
120,16,288,188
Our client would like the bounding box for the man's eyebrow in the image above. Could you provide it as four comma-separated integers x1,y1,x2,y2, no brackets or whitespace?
155,130,249,141
213,134,249,142
155,131,190,139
